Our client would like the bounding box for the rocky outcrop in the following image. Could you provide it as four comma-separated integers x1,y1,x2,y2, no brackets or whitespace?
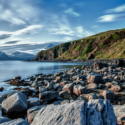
31,99,117,125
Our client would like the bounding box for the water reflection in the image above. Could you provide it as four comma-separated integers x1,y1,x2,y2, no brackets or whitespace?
0,61,90,82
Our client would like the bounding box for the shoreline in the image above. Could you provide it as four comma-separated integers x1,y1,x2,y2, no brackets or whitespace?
0,61,125,124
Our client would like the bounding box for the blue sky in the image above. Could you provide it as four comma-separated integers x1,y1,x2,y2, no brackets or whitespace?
0,0,125,54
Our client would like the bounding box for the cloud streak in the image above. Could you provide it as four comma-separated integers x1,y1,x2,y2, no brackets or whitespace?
97,14,125,22
106,4,125,13
0,25,43,40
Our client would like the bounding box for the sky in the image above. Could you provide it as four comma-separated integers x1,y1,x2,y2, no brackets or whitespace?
0,0,125,55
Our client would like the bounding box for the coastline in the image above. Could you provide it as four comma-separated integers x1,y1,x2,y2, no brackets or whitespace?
0,61,125,124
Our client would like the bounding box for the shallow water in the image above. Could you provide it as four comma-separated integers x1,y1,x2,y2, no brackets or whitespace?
0,61,90,96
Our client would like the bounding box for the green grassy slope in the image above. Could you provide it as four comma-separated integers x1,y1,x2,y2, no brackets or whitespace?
34,28,125,60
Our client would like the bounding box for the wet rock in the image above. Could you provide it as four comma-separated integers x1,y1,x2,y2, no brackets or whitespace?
9,80,29,86
1,118,30,125
59,90,72,99
0,87,4,91
92,62,104,70
60,81,68,86
27,105,46,123
2,92,27,119
31,101,87,125
108,84,121,92
103,90,115,102
114,59,125,67
39,86,47,93
62,83,74,94
28,100,40,108
53,101,62,105
73,85,87,95
98,84,105,89
77,96,86,101
0,97,5,104
46,82,53,90
115,92,125,100
39,91,59,103
0,117,10,124
86,83,97,89
13,76,21,80
21,89,30,96
87,73,103,84
53,84,60,90
105,82,112,88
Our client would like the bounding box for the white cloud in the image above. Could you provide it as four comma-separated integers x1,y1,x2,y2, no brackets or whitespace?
97,14,125,22
106,4,125,13
0,0,40,25
64,8,80,17
91,25,98,28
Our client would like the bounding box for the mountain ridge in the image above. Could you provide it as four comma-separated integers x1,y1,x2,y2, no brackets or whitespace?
34,28,125,61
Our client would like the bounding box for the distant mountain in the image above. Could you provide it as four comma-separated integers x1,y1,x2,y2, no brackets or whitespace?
45,44,55,49
9,51,36,60
0,51,12,60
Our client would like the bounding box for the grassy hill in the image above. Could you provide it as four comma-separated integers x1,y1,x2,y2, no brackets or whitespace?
34,28,125,61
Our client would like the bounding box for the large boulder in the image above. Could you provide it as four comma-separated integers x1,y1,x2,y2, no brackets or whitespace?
31,99,117,125
2,92,27,119
39,91,59,103
87,73,103,84
1,118,30,125
103,90,115,102
31,101,87,125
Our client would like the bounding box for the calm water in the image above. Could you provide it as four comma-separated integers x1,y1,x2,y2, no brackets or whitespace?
0,61,90,82
0,61,89,96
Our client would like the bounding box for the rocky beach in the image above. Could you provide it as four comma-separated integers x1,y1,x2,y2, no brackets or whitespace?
0,59,125,124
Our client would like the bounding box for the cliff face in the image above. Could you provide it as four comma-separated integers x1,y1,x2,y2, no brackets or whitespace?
34,28,125,61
